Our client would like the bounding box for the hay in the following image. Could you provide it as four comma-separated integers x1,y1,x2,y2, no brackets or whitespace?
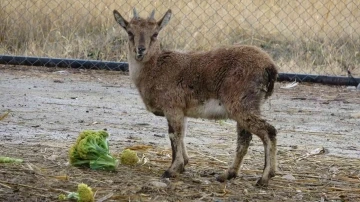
0,143,359,201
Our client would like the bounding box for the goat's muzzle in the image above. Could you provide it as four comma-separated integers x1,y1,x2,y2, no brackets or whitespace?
135,46,146,61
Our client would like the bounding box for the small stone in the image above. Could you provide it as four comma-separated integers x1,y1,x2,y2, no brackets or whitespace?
329,167,339,173
136,123,149,126
149,181,167,188
47,154,58,161
192,178,202,184
53,79,64,83
203,180,211,185
346,86,356,90
54,70,69,75
154,134,165,138
282,174,296,181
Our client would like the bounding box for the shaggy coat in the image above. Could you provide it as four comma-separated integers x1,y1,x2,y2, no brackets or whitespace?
114,8,278,187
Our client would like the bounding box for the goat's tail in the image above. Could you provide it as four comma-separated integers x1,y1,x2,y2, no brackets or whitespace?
264,64,278,99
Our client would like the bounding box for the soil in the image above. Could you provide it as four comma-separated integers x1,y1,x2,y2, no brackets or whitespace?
0,65,359,202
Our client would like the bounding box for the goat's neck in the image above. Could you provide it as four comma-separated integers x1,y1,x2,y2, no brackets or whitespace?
128,55,143,84
128,54,158,86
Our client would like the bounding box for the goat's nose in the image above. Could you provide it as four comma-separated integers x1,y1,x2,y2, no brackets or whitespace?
137,46,146,54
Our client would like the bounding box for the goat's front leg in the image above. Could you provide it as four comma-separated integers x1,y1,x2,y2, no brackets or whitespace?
162,112,187,178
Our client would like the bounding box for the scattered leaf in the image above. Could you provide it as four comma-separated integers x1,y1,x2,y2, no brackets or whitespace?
351,112,360,118
51,175,69,181
281,81,299,89
0,110,10,121
149,181,167,188
125,145,153,151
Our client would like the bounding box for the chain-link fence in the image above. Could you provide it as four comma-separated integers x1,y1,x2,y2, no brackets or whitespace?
1,0,359,80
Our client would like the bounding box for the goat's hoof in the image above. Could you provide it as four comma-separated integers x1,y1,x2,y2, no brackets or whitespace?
216,175,226,182
179,165,185,173
255,178,269,187
162,170,177,178
183,158,189,166
216,171,237,182
162,162,185,178
269,171,276,178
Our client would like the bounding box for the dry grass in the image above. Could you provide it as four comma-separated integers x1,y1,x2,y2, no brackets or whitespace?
0,0,360,76
1,143,360,201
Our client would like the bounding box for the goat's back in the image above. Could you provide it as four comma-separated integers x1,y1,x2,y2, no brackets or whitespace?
153,45,277,93
138,45,277,117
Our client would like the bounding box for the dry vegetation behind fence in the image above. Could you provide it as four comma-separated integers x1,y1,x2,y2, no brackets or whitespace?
0,0,360,76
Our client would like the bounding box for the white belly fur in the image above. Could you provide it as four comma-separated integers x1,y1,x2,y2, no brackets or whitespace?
186,99,228,119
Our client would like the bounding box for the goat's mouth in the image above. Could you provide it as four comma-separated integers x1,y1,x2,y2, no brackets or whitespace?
135,53,145,61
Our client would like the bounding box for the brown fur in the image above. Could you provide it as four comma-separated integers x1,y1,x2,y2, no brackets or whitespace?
113,8,278,186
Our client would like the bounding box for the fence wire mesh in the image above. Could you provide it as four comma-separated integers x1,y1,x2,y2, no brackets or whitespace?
0,0,359,78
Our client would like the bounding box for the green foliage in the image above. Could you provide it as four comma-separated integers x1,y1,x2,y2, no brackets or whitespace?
59,183,94,202
0,156,23,163
69,130,119,171
120,149,139,166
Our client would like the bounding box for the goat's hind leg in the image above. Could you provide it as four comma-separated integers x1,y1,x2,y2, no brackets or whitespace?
217,122,252,182
239,113,277,187
181,127,189,166
162,112,187,178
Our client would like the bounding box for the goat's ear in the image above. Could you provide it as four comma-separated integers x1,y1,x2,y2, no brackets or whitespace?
158,9,172,30
113,10,128,30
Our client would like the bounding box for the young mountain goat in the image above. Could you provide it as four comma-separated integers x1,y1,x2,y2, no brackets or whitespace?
113,8,278,186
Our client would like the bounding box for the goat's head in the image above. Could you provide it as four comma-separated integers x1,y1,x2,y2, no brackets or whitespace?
113,8,172,62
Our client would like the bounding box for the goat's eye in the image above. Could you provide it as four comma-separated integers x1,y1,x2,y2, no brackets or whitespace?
152,33,158,39
127,31,134,38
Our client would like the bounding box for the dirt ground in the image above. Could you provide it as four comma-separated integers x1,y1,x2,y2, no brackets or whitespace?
0,65,359,202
